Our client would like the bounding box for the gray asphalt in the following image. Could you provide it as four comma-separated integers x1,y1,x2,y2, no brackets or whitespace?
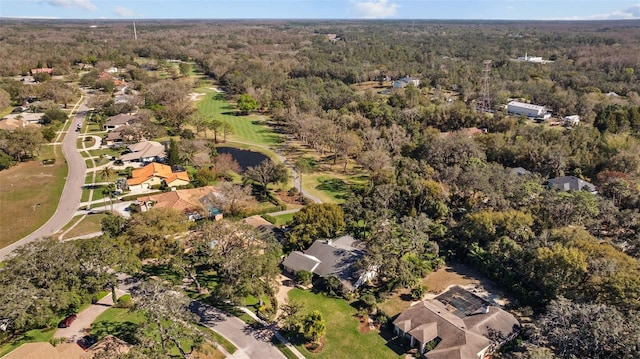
0,94,88,261
190,301,286,359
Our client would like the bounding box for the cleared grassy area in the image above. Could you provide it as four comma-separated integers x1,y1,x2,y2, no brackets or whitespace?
301,173,365,204
62,213,107,238
265,212,295,226
197,92,282,147
288,289,403,359
58,215,84,234
0,145,67,247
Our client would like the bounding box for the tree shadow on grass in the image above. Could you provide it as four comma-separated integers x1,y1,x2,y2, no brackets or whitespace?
316,178,350,200
91,320,139,344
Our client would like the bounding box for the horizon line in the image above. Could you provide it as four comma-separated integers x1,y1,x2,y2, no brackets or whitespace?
1,17,637,22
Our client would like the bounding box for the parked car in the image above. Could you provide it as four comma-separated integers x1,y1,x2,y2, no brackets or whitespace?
77,335,97,350
58,314,77,328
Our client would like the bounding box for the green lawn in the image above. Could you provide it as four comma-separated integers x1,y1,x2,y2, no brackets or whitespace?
0,145,67,247
62,213,108,238
91,307,145,344
88,148,120,158
266,212,295,226
301,174,353,204
197,92,282,147
288,289,404,359
58,215,84,234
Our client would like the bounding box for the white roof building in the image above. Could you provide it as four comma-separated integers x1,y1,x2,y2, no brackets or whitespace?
507,101,550,119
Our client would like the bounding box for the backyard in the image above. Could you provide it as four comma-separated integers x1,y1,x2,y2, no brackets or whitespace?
287,289,404,359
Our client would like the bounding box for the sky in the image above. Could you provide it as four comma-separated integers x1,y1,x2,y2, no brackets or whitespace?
2,0,640,20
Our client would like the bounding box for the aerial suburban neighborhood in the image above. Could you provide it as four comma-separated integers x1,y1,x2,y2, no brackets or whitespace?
1,2,640,359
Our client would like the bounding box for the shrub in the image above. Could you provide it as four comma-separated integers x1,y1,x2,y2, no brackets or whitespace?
410,285,427,300
115,294,132,308
295,270,313,286
180,129,195,139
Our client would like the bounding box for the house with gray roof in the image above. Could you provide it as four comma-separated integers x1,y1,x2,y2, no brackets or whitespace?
546,176,597,194
281,235,375,292
103,113,137,131
393,286,519,359
120,141,165,164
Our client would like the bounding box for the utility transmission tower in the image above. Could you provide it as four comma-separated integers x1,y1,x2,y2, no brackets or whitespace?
479,60,492,112
133,22,137,41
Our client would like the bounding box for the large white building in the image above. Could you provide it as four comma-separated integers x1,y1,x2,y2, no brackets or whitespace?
507,101,550,119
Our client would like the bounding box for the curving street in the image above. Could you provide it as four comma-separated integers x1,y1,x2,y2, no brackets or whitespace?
0,94,88,261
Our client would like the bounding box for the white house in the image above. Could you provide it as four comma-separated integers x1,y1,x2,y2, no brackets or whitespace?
507,101,550,119
563,115,580,126
393,76,420,88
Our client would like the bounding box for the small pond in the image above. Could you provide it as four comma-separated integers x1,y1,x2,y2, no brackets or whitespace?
216,147,269,172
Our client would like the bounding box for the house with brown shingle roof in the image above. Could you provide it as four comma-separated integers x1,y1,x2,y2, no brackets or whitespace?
127,162,190,190
30,68,53,75
1,342,90,359
136,186,223,221
393,286,519,359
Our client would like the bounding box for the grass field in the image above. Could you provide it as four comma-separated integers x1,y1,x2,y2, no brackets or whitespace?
62,213,107,239
301,173,368,204
0,145,67,248
288,289,404,359
197,92,282,147
267,212,295,226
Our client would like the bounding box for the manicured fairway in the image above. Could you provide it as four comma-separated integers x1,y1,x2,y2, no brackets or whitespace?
197,92,282,147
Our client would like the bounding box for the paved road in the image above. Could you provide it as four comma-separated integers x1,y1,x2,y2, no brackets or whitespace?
190,301,286,359
0,94,88,261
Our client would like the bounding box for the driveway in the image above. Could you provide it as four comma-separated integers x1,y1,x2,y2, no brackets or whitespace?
0,93,89,261
54,289,127,341
190,301,286,359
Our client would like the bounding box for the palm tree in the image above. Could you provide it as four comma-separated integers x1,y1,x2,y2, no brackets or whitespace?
99,166,116,213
